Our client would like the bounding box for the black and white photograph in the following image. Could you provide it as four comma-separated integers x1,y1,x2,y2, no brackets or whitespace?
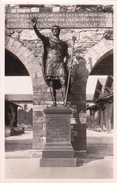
0,1,116,182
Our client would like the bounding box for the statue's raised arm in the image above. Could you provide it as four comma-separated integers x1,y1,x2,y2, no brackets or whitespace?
31,17,45,41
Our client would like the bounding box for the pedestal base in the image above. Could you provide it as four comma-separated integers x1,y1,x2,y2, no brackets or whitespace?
42,143,74,158
40,158,77,167
40,106,76,167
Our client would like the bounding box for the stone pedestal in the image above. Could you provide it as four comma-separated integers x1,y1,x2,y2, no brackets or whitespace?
40,106,77,167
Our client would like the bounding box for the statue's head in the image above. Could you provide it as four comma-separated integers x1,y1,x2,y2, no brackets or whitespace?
51,25,60,36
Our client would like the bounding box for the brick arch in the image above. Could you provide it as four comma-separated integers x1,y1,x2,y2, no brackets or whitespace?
5,36,42,80
84,38,113,73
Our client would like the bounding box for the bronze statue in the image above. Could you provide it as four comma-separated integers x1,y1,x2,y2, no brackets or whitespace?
31,17,70,106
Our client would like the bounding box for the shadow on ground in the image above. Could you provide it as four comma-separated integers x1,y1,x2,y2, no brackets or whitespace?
5,132,32,152
5,130,113,168
75,135,113,167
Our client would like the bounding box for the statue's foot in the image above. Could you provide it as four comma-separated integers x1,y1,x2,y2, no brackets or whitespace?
52,102,57,107
63,100,67,107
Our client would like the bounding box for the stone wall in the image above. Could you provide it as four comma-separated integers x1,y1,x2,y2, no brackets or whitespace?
5,4,113,150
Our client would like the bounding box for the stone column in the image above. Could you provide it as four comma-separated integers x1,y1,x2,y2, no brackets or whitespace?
105,103,110,132
103,109,106,130
40,106,77,167
106,102,112,132
90,109,94,130
100,106,104,131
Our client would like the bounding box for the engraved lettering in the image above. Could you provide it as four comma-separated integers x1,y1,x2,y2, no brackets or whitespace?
46,118,69,143
6,12,113,29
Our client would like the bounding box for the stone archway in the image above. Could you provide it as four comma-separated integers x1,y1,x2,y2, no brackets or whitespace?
5,36,47,149
5,36,46,102
84,38,113,73
5,36,37,78
90,49,113,75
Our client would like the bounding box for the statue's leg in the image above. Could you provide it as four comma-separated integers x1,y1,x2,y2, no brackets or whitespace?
60,77,66,105
50,81,57,106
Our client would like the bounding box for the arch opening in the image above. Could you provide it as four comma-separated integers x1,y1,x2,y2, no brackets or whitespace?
5,49,29,76
90,49,113,75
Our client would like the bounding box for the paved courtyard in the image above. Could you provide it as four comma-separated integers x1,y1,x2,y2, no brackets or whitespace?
4,129,113,179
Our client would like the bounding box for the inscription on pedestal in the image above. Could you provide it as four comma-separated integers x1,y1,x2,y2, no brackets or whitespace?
46,119,70,143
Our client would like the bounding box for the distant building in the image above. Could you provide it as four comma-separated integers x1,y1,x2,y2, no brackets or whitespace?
86,76,113,132
5,99,21,127
5,94,33,136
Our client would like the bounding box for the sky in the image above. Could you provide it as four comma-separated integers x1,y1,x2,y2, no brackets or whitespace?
5,75,107,95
